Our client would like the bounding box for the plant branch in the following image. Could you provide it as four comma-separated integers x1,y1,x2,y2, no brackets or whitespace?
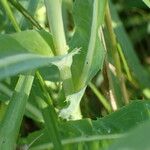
105,3,129,105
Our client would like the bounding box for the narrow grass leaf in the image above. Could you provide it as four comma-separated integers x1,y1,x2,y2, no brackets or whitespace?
0,74,34,150
70,0,107,90
42,106,63,150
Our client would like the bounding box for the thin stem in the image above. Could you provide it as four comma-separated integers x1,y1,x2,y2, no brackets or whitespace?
9,0,43,30
1,0,21,32
117,43,138,88
88,82,112,113
117,43,132,82
99,26,118,110
105,3,129,105
36,71,53,106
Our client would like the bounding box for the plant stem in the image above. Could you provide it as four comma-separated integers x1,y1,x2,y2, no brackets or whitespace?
44,0,68,55
105,3,129,105
36,71,53,106
1,0,21,32
9,0,43,30
88,82,112,113
99,26,118,110
44,0,74,95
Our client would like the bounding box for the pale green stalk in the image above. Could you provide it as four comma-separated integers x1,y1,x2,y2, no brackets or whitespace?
105,3,129,105
45,0,68,55
44,0,74,95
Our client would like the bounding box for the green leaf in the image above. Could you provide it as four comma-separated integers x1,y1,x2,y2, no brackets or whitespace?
143,0,150,8
25,102,44,123
0,30,53,57
25,100,150,149
59,0,107,119
110,2,150,88
0,52,77,80
0,74,34,150
108,120,150,150
70,0,107,90
59,87,86,119
42,106,63,150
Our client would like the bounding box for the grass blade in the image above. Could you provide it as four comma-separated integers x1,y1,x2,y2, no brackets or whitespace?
42,106,63,150
0,74,34,150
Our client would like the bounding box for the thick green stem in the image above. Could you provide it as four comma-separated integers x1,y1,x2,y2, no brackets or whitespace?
44,0,68,55
44,0,74,95
105,3,129,105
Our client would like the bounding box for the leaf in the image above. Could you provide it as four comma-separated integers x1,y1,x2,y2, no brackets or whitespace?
0,51,78,80
24,100,150,149
108,120,150,150
59,87,86,119
0,74,34,150
143,0,150,8
0,30,53,57
109,2,150,88
69,0,107,90
42,106,63,150
25,102,44,123
19,0,41,29
59,0,107,120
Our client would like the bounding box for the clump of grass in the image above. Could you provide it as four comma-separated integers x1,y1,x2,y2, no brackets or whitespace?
0,0,150,150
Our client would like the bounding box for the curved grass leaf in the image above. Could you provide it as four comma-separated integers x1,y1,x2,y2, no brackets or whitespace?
60,0,107,119
0,50,77,80
69,0,107,90
0,30,53,57
24,100,150,149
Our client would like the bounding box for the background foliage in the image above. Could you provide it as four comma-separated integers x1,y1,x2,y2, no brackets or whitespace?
0,0,150,150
